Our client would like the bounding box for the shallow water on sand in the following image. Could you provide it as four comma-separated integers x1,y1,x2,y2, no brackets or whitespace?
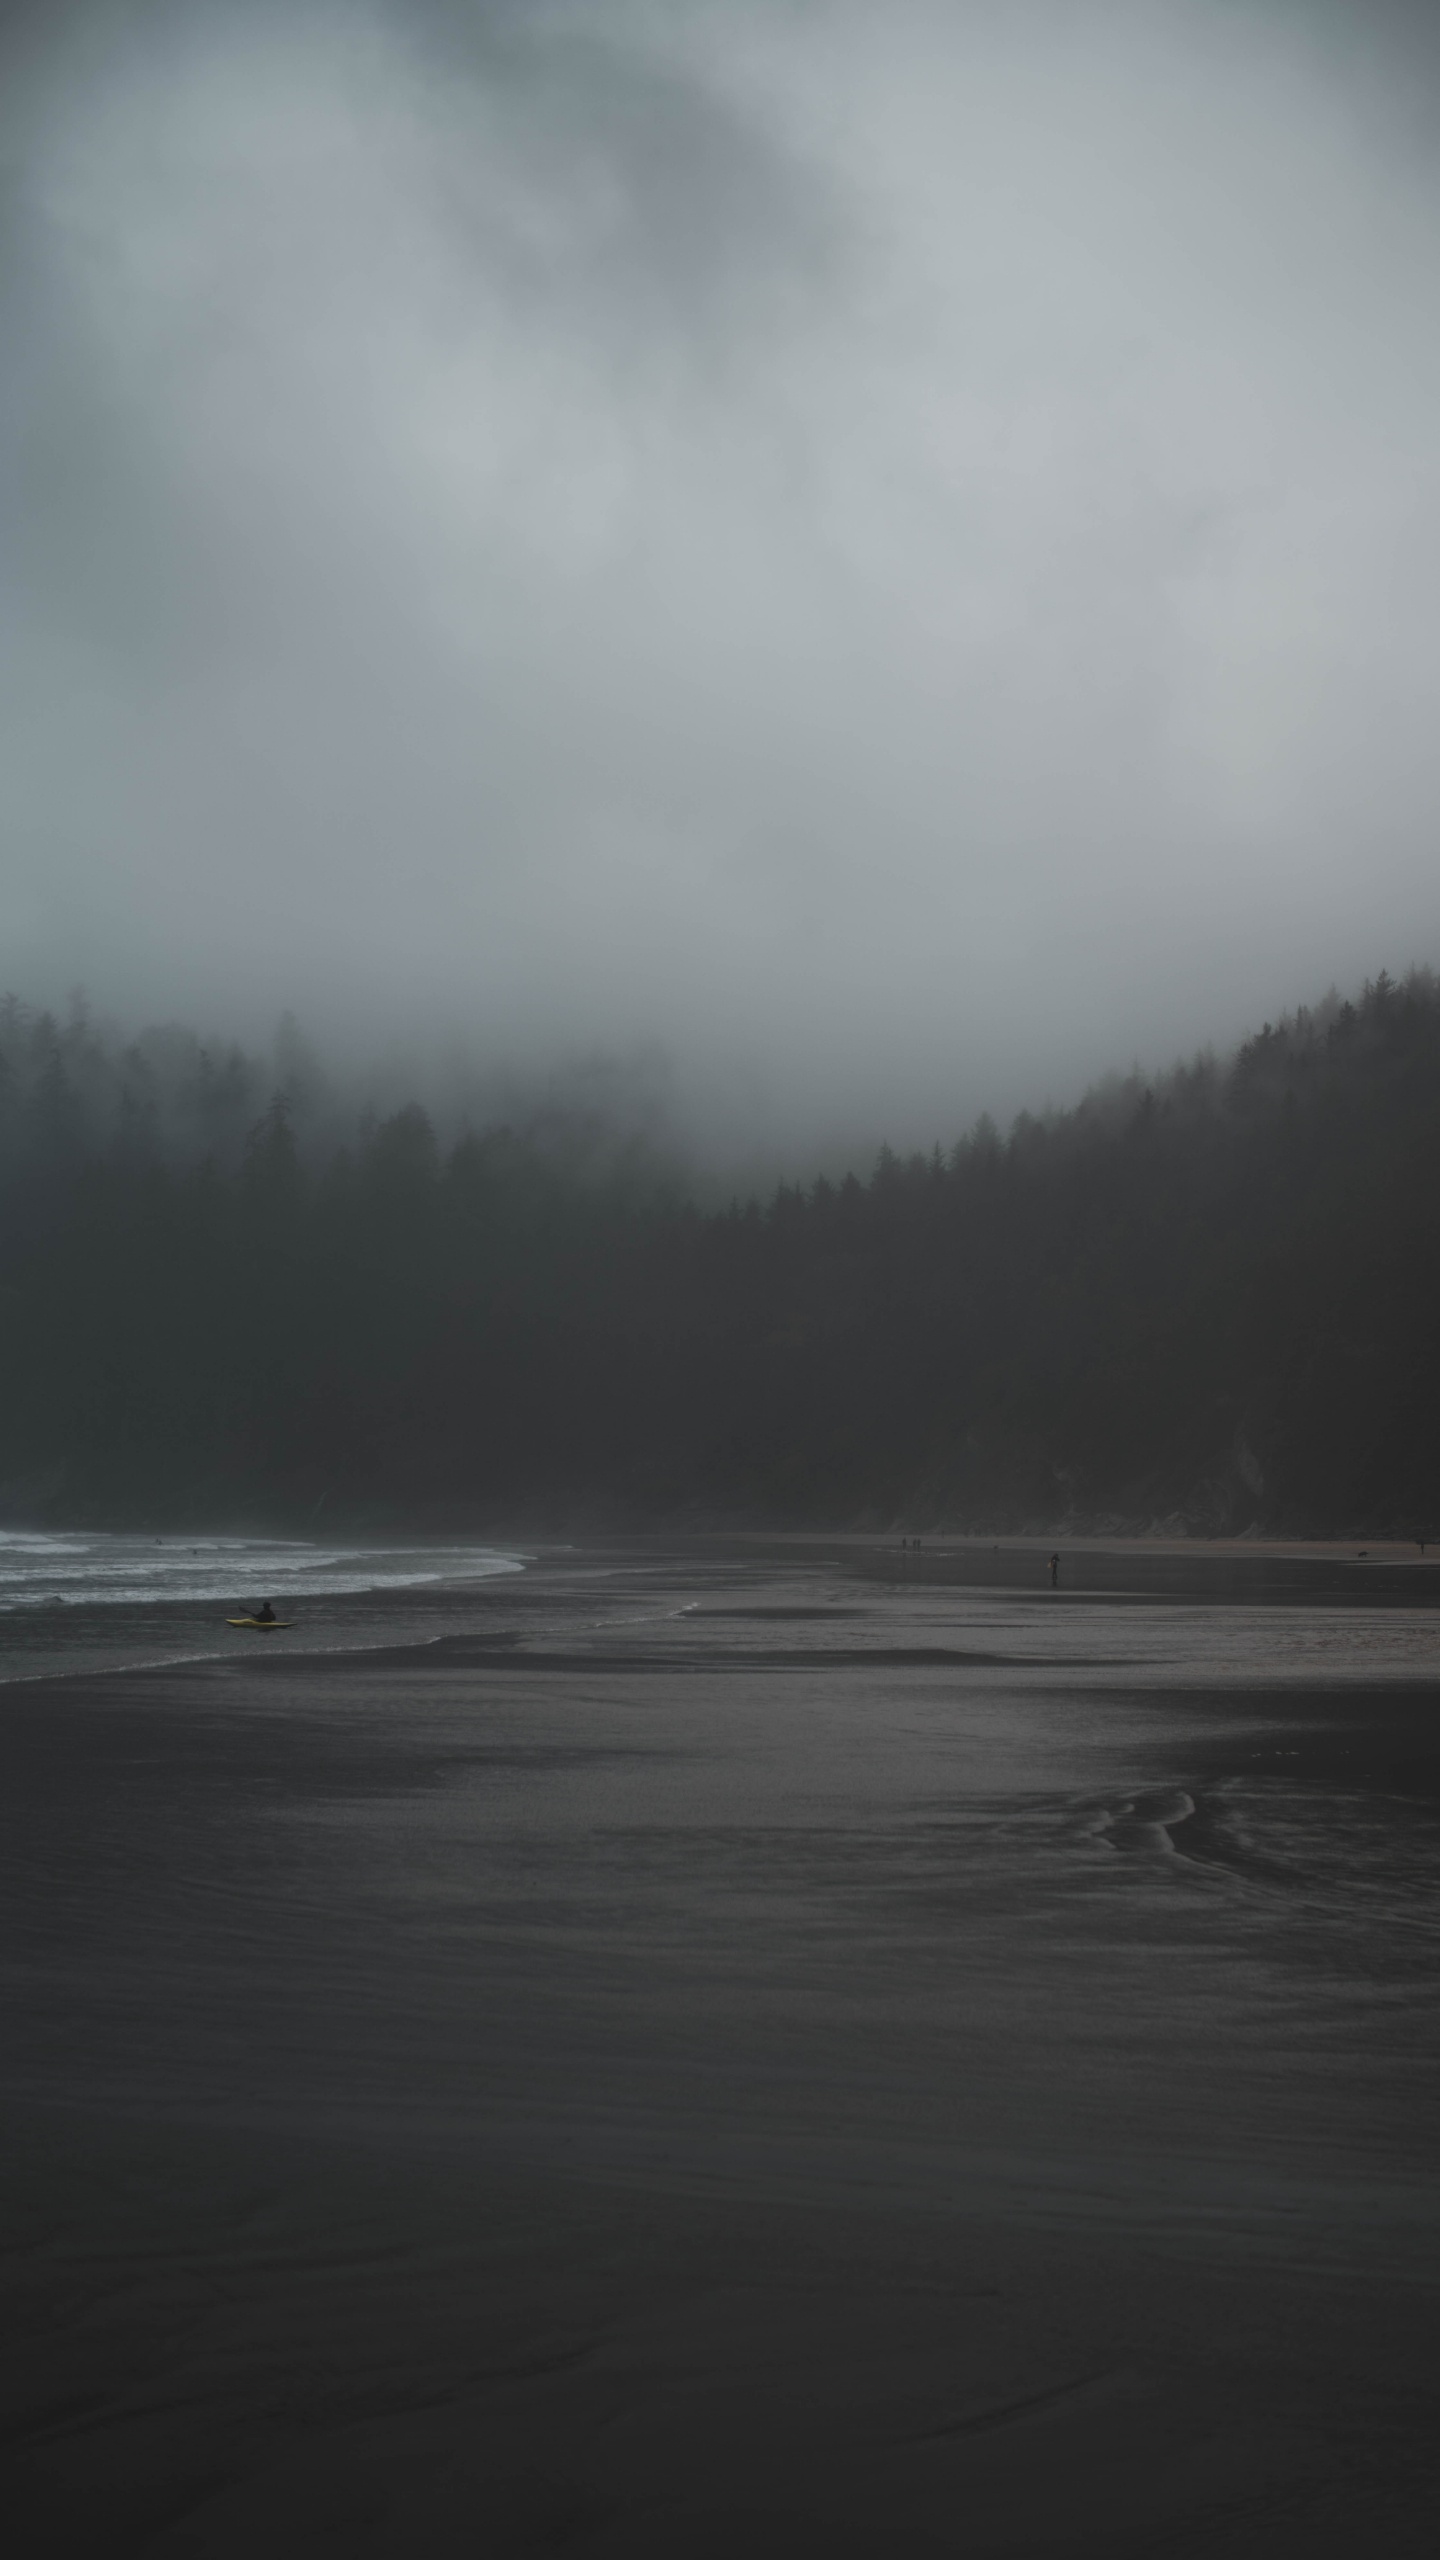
3,1539,1439,2553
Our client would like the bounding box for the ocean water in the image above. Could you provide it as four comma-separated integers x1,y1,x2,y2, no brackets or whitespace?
3,1536,1439,2551
0,1525,526,1683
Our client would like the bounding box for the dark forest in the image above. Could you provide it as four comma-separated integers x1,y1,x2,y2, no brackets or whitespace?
3,972,1438,1536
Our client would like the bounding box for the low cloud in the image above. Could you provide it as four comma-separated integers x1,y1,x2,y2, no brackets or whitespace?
4,0,1440,1160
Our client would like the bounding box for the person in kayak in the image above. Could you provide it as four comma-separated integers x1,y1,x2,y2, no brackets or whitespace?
253,1600,277,1624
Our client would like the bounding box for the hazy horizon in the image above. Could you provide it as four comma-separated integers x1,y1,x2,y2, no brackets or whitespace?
6,0,1440,1161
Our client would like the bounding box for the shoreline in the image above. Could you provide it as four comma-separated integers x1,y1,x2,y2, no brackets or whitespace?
5,1524,1440,1699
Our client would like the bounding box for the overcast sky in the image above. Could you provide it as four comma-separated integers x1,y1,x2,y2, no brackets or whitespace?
4,0,1440,1159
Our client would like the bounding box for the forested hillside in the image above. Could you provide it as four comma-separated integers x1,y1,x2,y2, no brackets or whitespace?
2,975,1438,1535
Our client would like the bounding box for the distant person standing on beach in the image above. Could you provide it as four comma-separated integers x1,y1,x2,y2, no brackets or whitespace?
1048,1553,1060,1588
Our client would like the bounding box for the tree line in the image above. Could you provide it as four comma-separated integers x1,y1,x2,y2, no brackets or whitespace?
2,973,1437,1535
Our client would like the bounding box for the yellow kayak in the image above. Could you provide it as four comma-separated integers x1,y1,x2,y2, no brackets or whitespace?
226,1617,291,1630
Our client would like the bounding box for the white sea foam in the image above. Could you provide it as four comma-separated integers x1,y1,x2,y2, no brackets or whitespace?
0,1532,522,1614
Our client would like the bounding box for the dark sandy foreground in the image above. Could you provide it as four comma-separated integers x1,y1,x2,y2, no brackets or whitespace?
5,2117,1437,2559
2,1538,1439,2555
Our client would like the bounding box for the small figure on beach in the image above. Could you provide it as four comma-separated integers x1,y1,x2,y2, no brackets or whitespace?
253,1600,277,1624
1048,1552,1060,1588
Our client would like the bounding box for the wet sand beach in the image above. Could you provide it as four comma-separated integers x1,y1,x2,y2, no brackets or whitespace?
2,1536,1439,2554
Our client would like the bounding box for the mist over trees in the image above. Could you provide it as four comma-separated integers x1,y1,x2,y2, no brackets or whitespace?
2,973,1438,1538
